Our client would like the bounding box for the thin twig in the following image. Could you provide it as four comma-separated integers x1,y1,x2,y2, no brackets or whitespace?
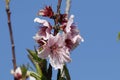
57,0,62,14
54,0,62,24
5,0,17,71
54,0,62,35
65,0,71,19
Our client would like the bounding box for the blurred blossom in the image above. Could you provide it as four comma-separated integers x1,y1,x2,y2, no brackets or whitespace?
11,67,36,80
11,67,22,80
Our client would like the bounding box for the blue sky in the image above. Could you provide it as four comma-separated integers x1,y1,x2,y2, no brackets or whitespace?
0,0,120,80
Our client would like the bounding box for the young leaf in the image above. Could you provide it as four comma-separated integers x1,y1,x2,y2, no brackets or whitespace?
27,49,48,79
57,69,67,80
29,71,42,80
28,54,36,68
63,65,71,80
117,32,120,41
27,49,42,62
20,65,28,79
39,59,47,77
35,62,43,77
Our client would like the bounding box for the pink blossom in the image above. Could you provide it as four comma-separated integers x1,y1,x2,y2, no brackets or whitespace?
33,18,52,41
38,33,71,69
38,6,54,18
63,15,84,50
33,14,84,70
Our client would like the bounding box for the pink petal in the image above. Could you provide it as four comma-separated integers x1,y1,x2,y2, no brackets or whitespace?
72,34,84,43
49,47,71,70
38,46,50,59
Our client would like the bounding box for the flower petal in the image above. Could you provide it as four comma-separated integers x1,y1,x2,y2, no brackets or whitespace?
65,15,74,33
49,47,71,70
38,46,50,59
34,17,50,27
15,67,22,75
38,6,54,18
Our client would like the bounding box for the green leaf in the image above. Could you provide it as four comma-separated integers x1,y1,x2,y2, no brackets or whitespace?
29,71,42,80
28,54,36,68
34,46,38,55
20,64,29,79
28,56,47,80
29,71,47,80
39,59,47,76
117,32,120,41
27,49,42,62
57,70,66,80
57,65,71,80
63,65,71,80
27,49,47,80
35,62,43,77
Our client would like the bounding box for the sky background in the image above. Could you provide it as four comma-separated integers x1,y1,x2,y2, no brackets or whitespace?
0,0,120,80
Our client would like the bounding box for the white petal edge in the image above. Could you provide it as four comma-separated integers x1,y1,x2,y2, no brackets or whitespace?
34,17,49,27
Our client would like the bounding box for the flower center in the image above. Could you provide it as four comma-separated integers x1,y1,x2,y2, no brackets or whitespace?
51,44,57,50
50,44,59,54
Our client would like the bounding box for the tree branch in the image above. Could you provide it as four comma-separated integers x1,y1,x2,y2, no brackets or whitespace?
5,0,17,72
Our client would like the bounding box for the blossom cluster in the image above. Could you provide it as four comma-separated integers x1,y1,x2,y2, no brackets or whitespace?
33,6,84,70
